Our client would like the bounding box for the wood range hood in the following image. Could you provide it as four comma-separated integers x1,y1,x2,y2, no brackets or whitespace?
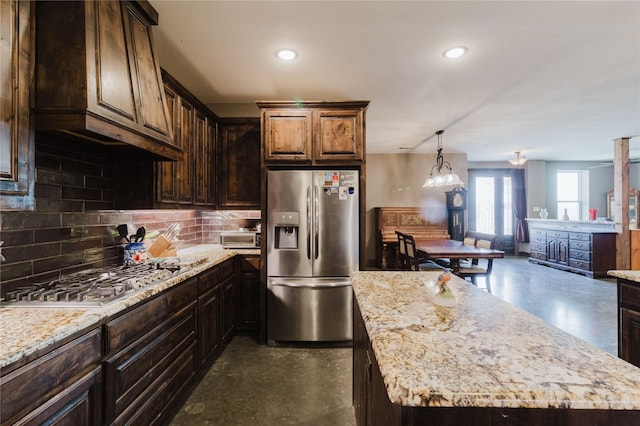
34,0,181,161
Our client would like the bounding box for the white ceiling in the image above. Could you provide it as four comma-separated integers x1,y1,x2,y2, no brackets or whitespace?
151,0,640,162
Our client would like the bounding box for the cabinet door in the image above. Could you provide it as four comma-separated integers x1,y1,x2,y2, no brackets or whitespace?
221,276,235,343
547,238,558,263
313,108,364,162
219,119,261,208
157,83,180,203
263,109,313,162
158,91,193,205
558,239,569,265
620,307,640,368
121,1,172,140
193,109,212,206
236,255,260,331
198,285,221,368
0,0,34,211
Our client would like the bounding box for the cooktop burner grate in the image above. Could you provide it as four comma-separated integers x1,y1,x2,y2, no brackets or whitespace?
2,263,185,307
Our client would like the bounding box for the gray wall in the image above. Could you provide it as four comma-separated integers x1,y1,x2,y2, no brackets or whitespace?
365,153,467,267
367,156,639,262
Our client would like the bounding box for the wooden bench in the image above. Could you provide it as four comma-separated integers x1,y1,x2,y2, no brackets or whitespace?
375,207,449,269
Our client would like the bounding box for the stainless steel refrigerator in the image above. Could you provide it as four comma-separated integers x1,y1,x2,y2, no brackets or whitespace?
266,169,359,344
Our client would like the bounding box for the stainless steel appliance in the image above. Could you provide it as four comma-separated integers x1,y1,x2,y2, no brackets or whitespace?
220,231,261,249
267,170,359,344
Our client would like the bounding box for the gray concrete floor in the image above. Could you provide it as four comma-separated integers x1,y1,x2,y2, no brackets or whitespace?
170,256,618,425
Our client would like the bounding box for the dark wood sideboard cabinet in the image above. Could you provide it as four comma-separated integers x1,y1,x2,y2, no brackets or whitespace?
618,278,640,368
527,219,616,278
0,0,35,211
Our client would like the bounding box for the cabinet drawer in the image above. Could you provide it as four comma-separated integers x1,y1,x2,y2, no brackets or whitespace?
531,235,547,245
569,232,592,242
548,231,569,239
569,259,591,271
220,259,235,280
569,249,591,261
198,266,220,293
569,239,591,251
530,251,546,261
530,228,546,237
0,328,102,425
240,256,260,271
104,301,197,420
620,283,640,311
105,278,197,353
530,243,546,253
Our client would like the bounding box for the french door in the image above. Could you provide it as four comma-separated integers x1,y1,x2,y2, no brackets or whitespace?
468,169,515,254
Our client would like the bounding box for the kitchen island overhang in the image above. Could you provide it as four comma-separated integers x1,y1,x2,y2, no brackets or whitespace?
351,271,640,425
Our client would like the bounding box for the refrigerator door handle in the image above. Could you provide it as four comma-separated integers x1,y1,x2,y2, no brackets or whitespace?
306,185,311,259
314,185,319,259
269,280,352,289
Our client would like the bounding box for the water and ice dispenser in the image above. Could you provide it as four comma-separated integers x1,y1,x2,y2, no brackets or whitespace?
273,212,299,249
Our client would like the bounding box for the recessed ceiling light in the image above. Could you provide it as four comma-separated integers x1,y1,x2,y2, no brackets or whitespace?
443,46,467,59
276,49,297,61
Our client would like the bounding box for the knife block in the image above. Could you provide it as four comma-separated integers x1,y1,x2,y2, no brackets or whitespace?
147,235,172,258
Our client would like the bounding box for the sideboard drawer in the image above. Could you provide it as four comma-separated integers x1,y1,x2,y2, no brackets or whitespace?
569,259,591,271
548,231,569,239
530,251,546,261
530,243,546,253
569,249,591,261
531,235,547,245
569,239,591,251
569,232,592,241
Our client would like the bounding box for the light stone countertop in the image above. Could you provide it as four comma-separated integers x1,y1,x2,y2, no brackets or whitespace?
0,245,251,369
351,271,640,410
608,270,640,283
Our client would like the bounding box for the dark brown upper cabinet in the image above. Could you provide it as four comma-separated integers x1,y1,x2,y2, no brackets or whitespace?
155,71,217,208
258,101,369,165
34,1,179,161
218,118,261,209
1,0,35,211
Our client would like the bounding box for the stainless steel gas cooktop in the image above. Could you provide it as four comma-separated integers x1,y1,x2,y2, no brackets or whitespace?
2,263,186,308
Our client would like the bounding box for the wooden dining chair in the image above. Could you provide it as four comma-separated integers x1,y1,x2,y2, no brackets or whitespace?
458,238,496,292
404,234,445,271
395,231,409,270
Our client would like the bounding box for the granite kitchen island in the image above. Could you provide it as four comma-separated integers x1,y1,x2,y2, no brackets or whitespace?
351,271,640,425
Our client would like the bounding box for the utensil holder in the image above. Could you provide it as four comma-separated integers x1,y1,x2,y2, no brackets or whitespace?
124,242,147,264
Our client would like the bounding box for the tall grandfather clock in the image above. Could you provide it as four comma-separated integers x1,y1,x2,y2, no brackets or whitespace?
445,186,467,241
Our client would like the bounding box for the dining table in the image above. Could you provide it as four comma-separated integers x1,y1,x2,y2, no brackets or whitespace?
415,238,505,274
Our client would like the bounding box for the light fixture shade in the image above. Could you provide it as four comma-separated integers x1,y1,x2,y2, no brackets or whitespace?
509,151,528,166
422,130,464,188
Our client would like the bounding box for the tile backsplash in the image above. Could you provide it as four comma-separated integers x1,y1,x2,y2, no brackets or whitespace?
0,134,260,297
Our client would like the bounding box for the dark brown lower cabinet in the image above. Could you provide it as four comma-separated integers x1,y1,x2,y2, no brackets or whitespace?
198,266,222,369
0,329,102,425
236,254,260,332
103,277,198,425
618,278,640,368
353,297,640,426
0,259,238,426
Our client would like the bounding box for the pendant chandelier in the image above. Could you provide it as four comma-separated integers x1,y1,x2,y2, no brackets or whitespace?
509,151,528,166
423,130,464,188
